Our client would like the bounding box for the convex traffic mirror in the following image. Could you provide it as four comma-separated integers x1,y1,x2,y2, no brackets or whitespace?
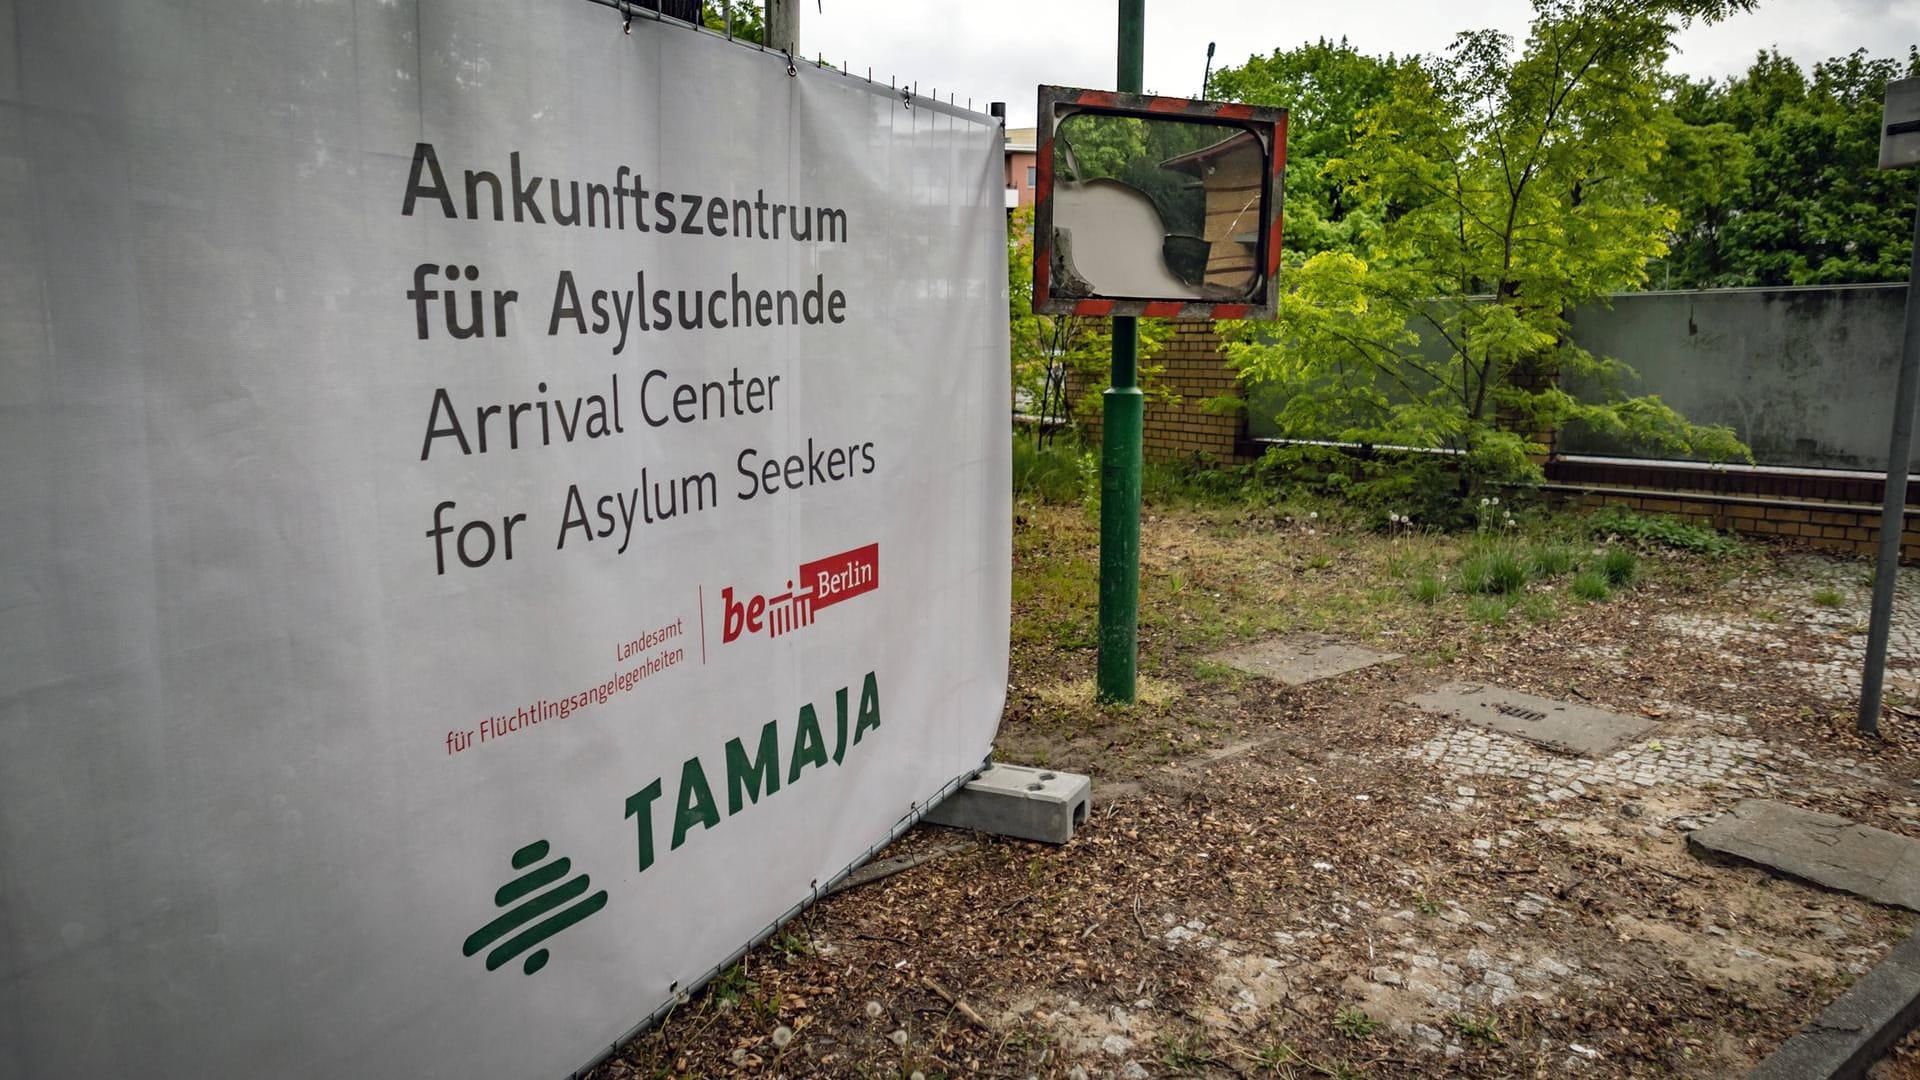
1034,86,1286,319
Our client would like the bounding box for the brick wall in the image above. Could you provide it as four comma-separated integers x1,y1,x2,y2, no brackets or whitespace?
1072,320,1255,464
1543,457,1920,562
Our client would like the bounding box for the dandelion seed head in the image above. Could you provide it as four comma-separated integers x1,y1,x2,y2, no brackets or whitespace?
772,1025,794,1049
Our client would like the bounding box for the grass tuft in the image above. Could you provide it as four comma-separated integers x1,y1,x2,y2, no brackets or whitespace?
1572,569,1612,601
1410,574,1444,604
1528,543,1577,578
1601,546,1638,587
1459,549,1528,594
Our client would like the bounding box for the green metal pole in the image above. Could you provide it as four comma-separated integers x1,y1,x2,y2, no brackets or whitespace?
1097,0,1146,704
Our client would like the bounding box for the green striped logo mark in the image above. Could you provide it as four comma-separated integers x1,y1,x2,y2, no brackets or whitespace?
462,839,608,976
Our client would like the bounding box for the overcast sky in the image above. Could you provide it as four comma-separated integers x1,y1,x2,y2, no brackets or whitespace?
798,0,1920,127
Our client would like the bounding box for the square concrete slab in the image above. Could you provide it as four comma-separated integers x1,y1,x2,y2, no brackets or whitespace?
1689,799,1920,912
1207,634,1401,686
1405,682,1655,757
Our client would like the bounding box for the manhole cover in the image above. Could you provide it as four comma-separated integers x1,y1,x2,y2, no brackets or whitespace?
1406,683,1656,757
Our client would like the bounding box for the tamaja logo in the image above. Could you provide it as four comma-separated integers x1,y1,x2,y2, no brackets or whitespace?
720,543,878,644
462,839,608,975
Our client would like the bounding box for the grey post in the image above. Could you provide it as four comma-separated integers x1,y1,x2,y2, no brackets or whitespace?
1861,76,1920,735
764,0,798,53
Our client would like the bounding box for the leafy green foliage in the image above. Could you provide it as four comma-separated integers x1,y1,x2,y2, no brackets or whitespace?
699,1,764,42
1657,47,1920,288
1249,443,1472,525
1587,506,1738,554
1223,0,1753,506
1209,38,1407,258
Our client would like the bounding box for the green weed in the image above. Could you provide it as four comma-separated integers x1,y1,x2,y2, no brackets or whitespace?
1588,507,1738,555
1812,587,1845,607
1252,1042,1299,1071
1334,1006,1380,1039
1451,1013,1505,1045
1159,1032,1216,1068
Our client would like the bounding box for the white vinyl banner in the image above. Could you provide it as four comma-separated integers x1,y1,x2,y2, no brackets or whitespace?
0,3,1011,1077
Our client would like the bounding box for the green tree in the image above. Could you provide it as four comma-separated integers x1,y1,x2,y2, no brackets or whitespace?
1224,0,1750,513
701,1,764,43
1659,47,1920,287
1208,38,1405,257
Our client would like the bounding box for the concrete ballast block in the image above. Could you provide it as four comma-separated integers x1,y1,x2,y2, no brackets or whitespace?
922,763,1092,845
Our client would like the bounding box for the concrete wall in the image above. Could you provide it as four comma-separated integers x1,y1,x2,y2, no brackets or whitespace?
1560,284,1909,470
1244,284,1909,470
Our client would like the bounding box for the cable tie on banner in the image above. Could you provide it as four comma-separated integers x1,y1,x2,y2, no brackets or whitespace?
783,48,797,78
620,0,632,35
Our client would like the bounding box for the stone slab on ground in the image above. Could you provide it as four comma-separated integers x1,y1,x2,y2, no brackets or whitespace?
1207,634,1401,687
1406,682,1655,757
1688,799,1920,913
1749,931,1920,1080
922,763,1092,845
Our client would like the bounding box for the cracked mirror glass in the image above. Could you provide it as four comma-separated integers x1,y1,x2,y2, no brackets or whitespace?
1050,112,1265,302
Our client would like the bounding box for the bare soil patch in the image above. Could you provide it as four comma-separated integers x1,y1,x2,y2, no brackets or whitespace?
592,503,1920,1079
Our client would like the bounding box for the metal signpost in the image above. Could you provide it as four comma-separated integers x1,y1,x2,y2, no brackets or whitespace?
1860,76,1920,734
1030,3,1286,705
1100,0,1147,704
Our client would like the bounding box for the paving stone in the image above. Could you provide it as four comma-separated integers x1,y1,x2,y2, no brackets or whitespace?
1689,799,1920,912
1408,683,1655,756
1207,633,1401,686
